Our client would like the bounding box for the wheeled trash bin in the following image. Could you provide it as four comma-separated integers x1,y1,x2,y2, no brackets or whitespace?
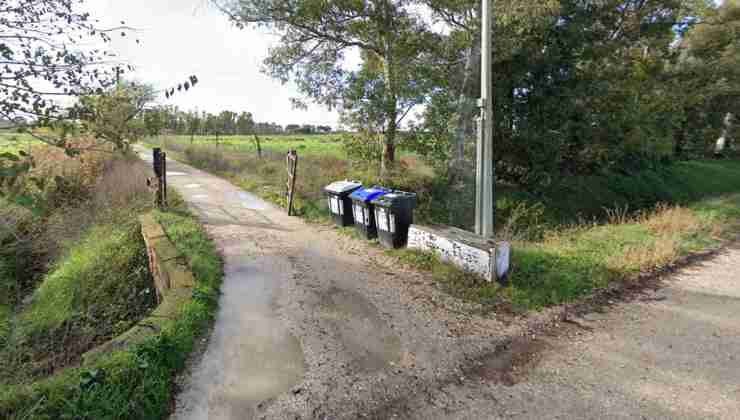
349,186,390,239
324,180,363,226
370,191,417,248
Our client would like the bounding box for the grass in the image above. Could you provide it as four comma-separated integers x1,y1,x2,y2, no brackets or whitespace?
0,139,223,419
0,200,223,420
149,134,439,225
6,223,154,378
394,196,738,311
159,133,347,158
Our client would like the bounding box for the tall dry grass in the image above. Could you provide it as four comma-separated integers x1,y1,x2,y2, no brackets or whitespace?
606,203,710,272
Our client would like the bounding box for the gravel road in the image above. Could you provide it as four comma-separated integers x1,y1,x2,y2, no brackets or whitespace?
143,150,740,420
369,246,740,420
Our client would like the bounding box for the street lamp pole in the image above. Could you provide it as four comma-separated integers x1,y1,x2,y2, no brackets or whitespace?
475,0,495,238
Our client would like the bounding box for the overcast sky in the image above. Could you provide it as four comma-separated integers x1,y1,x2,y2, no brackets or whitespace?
85,0,342,127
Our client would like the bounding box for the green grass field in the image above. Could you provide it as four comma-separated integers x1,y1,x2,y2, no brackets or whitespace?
158,133,348,158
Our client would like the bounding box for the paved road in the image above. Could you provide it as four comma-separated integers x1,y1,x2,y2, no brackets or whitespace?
141,149,740,419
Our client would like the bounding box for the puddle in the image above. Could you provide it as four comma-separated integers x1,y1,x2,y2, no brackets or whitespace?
237,191,268,210
173,255,305,420
191,194,209,200
319,287,401,373
184,184,202,189
167,171,188,177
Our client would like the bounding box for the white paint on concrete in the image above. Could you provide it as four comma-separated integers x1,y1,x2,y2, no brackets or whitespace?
407,224,509,282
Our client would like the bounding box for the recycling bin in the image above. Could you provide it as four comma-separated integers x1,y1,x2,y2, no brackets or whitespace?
370,191,417,248
324,180,363,226
349,186,390,239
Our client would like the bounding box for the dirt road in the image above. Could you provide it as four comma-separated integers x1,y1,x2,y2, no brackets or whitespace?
141,150,740,419
368,247,740,420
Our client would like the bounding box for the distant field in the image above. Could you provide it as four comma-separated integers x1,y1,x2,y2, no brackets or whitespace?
158,134,347,158
0,131,36,154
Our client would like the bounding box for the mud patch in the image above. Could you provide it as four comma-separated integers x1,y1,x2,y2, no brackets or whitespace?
465,337,549,386
318,287,401,373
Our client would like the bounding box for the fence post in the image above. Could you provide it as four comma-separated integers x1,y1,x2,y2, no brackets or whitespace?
286,150,298,216
162,152,168,208
152,148,167,209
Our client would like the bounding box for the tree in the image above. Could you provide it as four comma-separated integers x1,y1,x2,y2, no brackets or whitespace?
218,110,238,135
219,0,437,171
144,107,166,138
236,111,255,135
185,111,203,143
673,0,740,156
77,82,156,151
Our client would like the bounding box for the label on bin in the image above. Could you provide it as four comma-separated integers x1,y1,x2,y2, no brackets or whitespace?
377,208,389,232
376,208,396,233
353,204,367,225
329,196,341,215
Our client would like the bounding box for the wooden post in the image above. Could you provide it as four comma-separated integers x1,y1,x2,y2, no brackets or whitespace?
152,148,162,208
253,133,262,159
152,148,167,209
162,152,168,208
286,150,298,216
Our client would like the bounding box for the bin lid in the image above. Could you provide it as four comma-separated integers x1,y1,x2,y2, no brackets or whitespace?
371,191,417,208
349,186,389,202
325,180,363,194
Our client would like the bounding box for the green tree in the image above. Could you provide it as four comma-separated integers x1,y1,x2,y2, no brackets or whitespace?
236,112,255,135
77,83,156,151
186,111,203,143
219,0,437,171
673,0,740,156
144,107,166,138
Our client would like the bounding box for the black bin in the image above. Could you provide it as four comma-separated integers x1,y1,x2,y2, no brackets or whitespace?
324,180,363,226
371,191,417,248
349,186,390,239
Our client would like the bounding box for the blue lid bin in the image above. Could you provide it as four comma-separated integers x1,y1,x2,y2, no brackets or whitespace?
324,180,363,227
348,186,390,239
370,191,417,248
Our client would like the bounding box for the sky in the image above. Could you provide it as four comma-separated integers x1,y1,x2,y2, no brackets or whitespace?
85,0,343,128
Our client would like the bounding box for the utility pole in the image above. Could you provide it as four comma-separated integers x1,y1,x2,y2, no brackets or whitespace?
475,0,495,238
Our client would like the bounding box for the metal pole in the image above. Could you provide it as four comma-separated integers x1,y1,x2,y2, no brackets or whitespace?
476,0,495,238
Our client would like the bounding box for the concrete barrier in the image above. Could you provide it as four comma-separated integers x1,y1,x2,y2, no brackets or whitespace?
407,224,510,283
82,213,195,364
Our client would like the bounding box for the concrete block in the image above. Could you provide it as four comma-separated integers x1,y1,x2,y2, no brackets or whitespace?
407,224,510,282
